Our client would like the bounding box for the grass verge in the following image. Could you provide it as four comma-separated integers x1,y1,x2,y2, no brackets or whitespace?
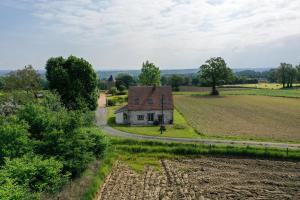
81,147,118,200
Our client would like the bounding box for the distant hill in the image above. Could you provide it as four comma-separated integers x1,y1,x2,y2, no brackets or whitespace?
0,70,11,76
1,67,273,79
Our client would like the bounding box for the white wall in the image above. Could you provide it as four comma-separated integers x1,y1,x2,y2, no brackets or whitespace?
129,110,173,125
115,112,124,124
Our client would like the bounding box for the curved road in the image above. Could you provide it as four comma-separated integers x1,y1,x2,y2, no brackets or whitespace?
96,95,300,150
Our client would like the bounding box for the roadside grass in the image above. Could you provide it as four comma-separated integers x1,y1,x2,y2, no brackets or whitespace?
174,95,300,143
81,136,300,200
107,106,200,138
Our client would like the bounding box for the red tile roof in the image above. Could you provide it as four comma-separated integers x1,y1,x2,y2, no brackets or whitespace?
127,86,174,111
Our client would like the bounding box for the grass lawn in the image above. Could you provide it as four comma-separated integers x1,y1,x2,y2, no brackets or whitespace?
107,106,200,138
174,95,300,143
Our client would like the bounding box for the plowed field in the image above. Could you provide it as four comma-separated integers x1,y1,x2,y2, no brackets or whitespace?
97,157,300,200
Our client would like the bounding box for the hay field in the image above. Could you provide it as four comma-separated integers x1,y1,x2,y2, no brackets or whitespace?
174,95,300,142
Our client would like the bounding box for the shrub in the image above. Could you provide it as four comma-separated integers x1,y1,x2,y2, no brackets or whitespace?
109,87,118,96
0,155,69,194
0,116,32,164
107,99,116,106
0,178,39,200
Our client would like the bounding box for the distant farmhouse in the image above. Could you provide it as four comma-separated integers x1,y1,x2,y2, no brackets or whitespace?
115,86,174,125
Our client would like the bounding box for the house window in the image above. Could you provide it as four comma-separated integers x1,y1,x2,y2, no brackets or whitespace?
123,113,128,121
137,115,144,120
134,98,139,105
147,98,153,104
147,113,154,121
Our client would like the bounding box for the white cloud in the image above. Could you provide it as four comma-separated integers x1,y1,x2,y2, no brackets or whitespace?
1,0,300,68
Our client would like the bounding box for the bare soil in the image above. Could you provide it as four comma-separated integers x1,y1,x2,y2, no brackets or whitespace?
97,157,300,200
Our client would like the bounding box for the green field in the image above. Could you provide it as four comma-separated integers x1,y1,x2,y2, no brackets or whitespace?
174,95,300,143
107,106,200,138
224,83,300,89
174,88,300,98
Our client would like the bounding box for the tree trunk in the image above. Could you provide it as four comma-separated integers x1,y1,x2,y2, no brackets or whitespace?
211,84,219,95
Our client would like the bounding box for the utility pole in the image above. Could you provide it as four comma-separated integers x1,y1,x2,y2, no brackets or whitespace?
160,94,164,134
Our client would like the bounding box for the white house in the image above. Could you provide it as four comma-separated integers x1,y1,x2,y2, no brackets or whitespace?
115,86,174,125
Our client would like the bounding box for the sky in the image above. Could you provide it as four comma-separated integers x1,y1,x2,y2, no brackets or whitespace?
0,0,300,70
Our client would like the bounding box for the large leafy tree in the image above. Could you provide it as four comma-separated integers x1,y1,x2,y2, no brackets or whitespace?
276,63,289,88
4,65,42,93
198,57,233,95
115,73,136,89
139,60,160,86
295,63,300,82
169,75,184,91
46,56,98,110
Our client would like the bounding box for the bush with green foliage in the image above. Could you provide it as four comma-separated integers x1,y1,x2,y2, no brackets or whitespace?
0,88,108,198
18,101,106,176
109,86,118,96
0,155,69,194
0,178,39,200
0,116,32,164
107,98,117,106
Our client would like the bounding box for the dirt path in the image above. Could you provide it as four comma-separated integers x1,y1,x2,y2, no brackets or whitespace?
97,157,300,200
98,93,107,108
96,93,107,126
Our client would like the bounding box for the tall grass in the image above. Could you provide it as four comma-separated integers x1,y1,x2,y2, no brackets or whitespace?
81,147,118,200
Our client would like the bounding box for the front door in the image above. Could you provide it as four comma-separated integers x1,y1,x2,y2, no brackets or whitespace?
147,113,154,123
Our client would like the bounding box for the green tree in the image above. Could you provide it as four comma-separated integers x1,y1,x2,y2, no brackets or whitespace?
277,63,290,88
198,57,233,95
139,61,160,86
0,76,5,90
160,75,168,86
169,75,184,91
286,65,297,88
267,69,278,83
4,65,42,93
46,56,98,110
296,64,300,82
115,73,136,89
109,86,118,96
